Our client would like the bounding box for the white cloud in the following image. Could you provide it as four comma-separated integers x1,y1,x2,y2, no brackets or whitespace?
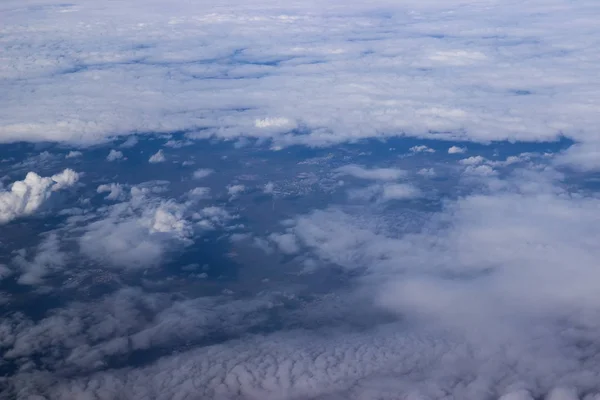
13,233,65,285
106,149,123,162
448,146,467,154
381,183,421,201
459,155,486,165
0,169,79,224
0,0,598,171
227,184,245,197
0,264,12,281
288,168,600,337
65,151,82,159
191,206,234,230
269,233,299,254
51,169,80,190
6,166,600,399
464,164,497,176
555,142,600,171
417,168,436,177
97,183,125,201
187,187,211,199
192,168,213,179
3,0,600,397
347,181,421,202
0,286,277,382
336,164,406,181
264,182,275,194
255,117,295,129
79,186,192,268
120,136,138,148
148,150,166,163
410,145,435,153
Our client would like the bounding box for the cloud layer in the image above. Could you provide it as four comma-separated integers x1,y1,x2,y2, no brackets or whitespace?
1,0,599,170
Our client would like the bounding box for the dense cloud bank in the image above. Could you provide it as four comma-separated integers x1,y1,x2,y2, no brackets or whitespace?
1,0,600,170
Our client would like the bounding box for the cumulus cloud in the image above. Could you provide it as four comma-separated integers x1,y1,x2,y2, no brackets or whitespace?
148,150,166,163
120,136,139,148
227,184,245,197
0,264,12,281
448,146,467,154
417,168,436,177
97,183,125,201
269,233,299,254
0,169,79,224
555,142,600,171
12,233,65,285
460,155,486,165
335,164,406,181
106,149,124,161
79,186,192,268
410,145,435,153
192,168,213,179
264,182,275,194
193,206,234,230
65,151,82,159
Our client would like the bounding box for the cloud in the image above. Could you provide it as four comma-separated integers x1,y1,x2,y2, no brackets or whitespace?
65,151,82,159
554,142,600,171
187,187,211,199
0,286,278,384
193,206,234,230
264,182,275,194
148,150,166,163
0,169,79,224
410,145,435,153
3,0,600,398
192,168,213,179
1,0,598,168
417,168,436,177
97,183,125,201
12,233,65,285
335,164,406,181
448,146,467,154
255,117,296,130
120,136,138,148
79,186,192,268
464,164,497,176
459,155,486,165
381,183,421,200
227,184,245,197
268,233,299,254
0,264,12,281
347,182,421,202
106,149,124,162
5,163,600,399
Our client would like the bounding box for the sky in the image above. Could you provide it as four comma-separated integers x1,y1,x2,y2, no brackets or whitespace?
1,0,600,399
